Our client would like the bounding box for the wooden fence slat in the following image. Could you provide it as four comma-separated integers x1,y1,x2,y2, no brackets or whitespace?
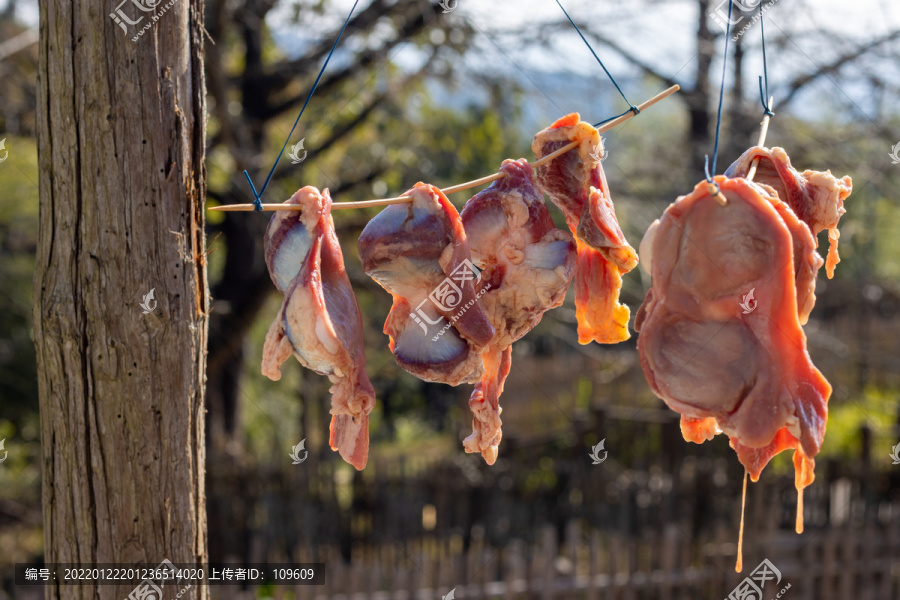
879,521,897,600
839,525,855,599
502,544,514,600
288,513,900,600
478,547,489,600
802,528,817,599
622,537,636,600
608,533,620,600
409,546,423,600
863,521,876,600
822,530,837,600
587,530,599,600
540,526,555,600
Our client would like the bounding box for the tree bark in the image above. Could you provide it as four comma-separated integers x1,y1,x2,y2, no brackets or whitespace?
34,0,209,598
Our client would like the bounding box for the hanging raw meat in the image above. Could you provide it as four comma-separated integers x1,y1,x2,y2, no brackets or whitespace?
261,186,376,470
459,159,577,464
358,182,495,386
640,179,823,326
635,176,831,532
531,113,638,344
725,146,852,278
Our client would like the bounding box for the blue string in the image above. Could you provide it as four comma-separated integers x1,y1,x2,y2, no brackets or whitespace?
554,0,640,121
243,0,360,211
704,0,734,189
593,107,637,128
758,3,774,118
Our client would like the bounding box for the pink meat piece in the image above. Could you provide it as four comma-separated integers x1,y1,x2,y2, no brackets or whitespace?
358,182,495,386
531,113,638,344
635,176,831,492
261,186,376,470
459,159,576,463
725,146,852,278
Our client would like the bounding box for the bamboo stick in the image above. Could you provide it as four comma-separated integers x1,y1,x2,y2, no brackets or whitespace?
210,84,681,213
706,183,729,207
745,96,775,182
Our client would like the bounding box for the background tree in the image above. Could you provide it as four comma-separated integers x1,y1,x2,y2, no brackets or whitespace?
32,1,209,598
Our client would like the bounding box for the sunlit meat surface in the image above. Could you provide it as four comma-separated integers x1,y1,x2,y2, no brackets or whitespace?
531,113,638,344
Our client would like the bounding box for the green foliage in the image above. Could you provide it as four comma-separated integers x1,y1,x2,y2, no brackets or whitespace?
0,135,43,554
819,387,899,465
0,135,39,427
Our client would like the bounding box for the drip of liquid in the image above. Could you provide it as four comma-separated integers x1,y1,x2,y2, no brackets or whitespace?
793,450,814,534
736,470,748,573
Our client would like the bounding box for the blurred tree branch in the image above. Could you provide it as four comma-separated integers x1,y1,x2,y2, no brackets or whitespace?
777,29,900,112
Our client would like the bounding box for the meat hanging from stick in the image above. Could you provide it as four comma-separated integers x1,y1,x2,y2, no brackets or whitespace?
639,176,824,326
358,182,495,386
459,159,576,464
725,146,852,279
635,176,831,534
531,113,638,345
261,186,377,470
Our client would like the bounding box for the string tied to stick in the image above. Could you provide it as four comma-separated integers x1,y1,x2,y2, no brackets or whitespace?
594,104,640,128
553,0,641,128
703,155,717,190
759,77,774,118
242,0,361,211
758,3,774,118
703,0,734,206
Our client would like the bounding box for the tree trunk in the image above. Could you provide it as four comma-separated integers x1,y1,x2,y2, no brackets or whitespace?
34,0,209,598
